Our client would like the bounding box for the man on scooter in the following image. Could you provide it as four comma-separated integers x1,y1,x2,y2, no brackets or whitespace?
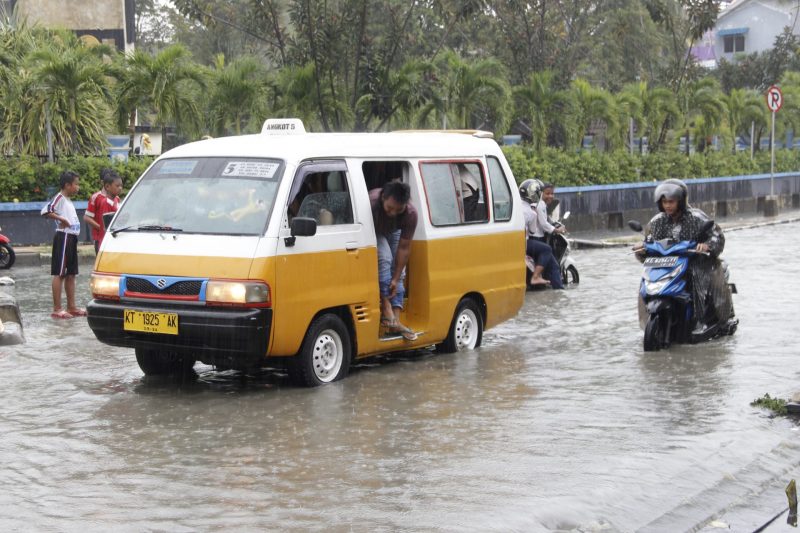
635,179,728,335
520,179,564,289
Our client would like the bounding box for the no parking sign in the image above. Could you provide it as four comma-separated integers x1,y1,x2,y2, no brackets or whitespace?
766,85,783,112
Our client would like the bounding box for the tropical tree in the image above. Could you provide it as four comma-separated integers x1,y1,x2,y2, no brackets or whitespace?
563,78,618,151
206,54,271,136
113,44,206,148
419,51,510,132
514,70,565,152
678,77,725,152
0,24,113,158
722,88,768,153
620,81,679,152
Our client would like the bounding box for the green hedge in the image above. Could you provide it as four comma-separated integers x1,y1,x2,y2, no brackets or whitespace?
2,149,799,202
502,147,800,186
0,156,154,202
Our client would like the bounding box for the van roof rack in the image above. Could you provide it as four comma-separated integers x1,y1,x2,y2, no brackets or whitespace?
392,129,494,139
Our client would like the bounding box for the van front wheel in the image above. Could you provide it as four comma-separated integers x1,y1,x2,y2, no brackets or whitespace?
437,298,483,353
291,314,352,387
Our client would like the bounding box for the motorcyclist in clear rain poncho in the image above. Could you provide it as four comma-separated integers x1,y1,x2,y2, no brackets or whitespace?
636,179,734,335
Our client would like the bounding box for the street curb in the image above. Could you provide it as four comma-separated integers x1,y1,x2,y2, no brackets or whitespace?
569,216,800,250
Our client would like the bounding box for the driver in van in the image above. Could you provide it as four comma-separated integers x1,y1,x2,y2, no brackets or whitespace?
370,180,418,341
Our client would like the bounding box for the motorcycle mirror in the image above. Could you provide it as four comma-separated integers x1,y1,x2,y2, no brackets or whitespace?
628,220,643,233
562,211,570,221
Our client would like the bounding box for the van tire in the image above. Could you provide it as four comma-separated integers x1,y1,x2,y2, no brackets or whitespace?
437,298,483,354
135,347,196,376
290,314,351,387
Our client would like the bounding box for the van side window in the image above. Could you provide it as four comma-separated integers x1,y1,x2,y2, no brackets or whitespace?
420,161,488,226
487,157,513,221
288,167,353,225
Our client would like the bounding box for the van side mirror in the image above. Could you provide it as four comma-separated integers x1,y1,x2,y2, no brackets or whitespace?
291,217,317,237
102,212,115,229
628,220,643,233
285,217,317,246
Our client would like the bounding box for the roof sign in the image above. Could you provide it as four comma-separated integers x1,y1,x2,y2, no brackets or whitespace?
261,118,306,135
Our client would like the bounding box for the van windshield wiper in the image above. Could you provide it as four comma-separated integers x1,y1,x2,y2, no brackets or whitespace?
111,224,183,237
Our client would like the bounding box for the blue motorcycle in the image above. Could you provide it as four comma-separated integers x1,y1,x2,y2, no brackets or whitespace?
629,220,738,351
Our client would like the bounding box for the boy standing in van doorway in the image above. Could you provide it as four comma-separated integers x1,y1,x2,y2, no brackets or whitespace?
369,181,418,341
84,169,123,253
41,170,85,319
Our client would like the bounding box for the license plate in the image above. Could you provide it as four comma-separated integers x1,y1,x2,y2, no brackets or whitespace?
643,256,678,268
123,309,178,335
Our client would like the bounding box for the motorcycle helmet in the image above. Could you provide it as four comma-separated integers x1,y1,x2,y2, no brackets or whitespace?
654,179,687,212
519,178,544,204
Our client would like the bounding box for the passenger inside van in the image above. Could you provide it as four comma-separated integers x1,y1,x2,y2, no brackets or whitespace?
288,171,353,225
458,164,487,222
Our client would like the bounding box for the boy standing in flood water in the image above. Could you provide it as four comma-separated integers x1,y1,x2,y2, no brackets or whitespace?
84,169,123,253
41,170,85,319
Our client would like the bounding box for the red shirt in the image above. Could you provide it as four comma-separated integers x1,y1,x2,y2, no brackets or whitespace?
86,191,120,243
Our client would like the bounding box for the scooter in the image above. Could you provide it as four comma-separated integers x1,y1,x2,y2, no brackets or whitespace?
0,226,14,269
548,212,579,284
628,220,737,351
525,210,579,289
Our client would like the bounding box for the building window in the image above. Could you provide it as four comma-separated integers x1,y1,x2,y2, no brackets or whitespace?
724,34,745,53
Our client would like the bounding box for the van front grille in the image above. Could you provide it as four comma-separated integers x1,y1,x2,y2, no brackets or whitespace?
126,278,202,296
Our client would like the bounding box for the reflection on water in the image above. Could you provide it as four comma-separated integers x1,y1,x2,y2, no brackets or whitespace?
1,224,800,531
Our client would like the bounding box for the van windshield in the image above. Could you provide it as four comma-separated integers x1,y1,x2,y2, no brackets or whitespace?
112,157,284,236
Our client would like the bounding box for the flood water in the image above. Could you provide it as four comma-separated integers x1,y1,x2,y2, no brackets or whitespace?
1,222,799,532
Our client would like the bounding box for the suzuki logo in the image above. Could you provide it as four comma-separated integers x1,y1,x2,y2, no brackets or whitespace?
156,278,167,289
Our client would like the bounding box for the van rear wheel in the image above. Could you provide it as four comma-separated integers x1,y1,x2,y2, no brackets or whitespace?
290,314,351,387
437,298,483,354
135,347,196,376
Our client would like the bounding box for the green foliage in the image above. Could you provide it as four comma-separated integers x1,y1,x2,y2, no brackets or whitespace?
750,393,788,416
0,157,153,202
502,146,800,186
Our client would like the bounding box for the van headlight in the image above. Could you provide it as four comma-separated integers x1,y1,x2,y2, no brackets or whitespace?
206,280,271,307
91,273,121,300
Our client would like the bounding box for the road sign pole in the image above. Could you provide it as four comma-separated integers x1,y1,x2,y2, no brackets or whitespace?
771,109,775,197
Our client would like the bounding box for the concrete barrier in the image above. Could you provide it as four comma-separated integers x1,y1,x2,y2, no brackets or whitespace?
1,172,799,242
554,172,800,232
0,200,90,246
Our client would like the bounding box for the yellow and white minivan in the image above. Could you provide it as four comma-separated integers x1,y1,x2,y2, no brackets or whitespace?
87,119,526,386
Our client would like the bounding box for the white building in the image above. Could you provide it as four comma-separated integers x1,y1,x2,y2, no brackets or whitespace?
714,0,799,60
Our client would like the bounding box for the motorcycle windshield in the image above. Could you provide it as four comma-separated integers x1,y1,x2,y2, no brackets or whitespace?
646,239,696,256
112,157,285,236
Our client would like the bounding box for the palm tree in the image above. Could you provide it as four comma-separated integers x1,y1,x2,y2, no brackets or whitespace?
678,78,725,153
419,50,510,132
564,78,618,151
114,44,205,149
620,81,678,153
27,31,114,158
356,58,433,132
513,70,565,152
722,88,766,154
207,54,270,136
0,26,113,158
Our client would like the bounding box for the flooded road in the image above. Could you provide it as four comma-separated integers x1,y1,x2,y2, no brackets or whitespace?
1,222,799,532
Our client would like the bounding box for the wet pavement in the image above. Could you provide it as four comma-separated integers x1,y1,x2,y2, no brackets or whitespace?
1,221,799,532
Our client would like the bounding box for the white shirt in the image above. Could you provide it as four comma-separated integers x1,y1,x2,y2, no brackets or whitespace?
528,200,555,238
41,193,80,235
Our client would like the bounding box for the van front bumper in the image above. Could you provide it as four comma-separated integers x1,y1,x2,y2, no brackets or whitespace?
87,299,272,367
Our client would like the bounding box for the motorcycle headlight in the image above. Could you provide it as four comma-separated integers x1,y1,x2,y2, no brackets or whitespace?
643,265,683,295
